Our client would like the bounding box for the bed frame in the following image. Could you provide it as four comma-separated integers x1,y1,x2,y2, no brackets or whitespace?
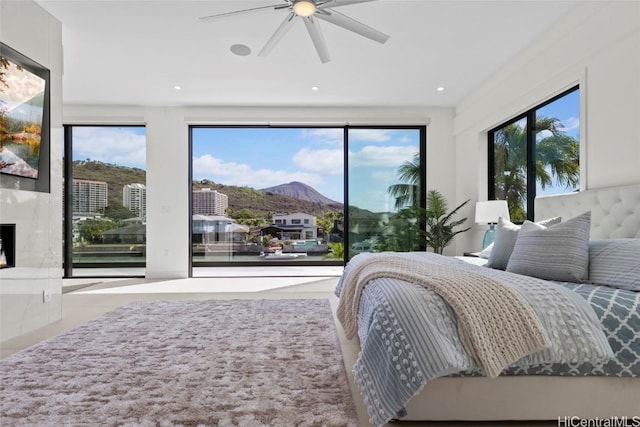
401,182,640,421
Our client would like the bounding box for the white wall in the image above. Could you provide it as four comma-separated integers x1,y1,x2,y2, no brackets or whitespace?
0,0,63,341
454,0,640,253
63,105,456,277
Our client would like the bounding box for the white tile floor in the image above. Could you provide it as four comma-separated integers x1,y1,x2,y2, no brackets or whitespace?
1,270,553,427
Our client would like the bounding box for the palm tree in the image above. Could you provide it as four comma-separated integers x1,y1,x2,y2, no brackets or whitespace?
387,152,421,210
493,116,579,222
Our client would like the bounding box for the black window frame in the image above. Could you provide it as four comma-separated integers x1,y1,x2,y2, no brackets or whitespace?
63,124,147,278
188,124,427,270
488,85,579,222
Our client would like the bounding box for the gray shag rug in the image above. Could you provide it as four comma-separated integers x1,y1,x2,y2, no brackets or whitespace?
1,299,358,426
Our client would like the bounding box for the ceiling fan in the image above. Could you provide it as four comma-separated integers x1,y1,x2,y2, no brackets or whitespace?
199,0,389,63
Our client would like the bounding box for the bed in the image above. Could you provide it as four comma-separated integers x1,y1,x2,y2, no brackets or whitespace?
335,182,640,425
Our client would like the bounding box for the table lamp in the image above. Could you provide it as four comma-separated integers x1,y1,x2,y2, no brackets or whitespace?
475,200,510,249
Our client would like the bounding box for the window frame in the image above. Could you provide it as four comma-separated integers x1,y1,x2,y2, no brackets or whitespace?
488,85,579,222
188,124,427,269
63,124,147,278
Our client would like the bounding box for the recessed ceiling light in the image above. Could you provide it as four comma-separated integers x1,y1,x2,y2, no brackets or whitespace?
436,87,445,92
173,85,182,90
230,44,251,56
311,86,319,91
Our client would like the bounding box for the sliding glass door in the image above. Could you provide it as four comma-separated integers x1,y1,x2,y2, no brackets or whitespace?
190,125,426,267
63,125,147,277
347,127,425,259
191,127,345,266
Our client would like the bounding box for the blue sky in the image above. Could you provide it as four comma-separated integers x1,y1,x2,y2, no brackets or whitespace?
535,88,580,195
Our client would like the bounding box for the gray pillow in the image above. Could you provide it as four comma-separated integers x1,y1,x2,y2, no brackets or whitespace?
486,216,561,270
506,211,591,282
589,239,640,291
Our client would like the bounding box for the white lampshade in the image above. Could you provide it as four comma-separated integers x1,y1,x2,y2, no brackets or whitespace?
475,200,510,224
293,0,316,16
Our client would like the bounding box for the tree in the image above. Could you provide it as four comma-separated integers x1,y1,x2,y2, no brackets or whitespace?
102,204,134,221
375,207,423,252
0,56,10,89
78,218,121,244
387,152,421,210
493,116,579,222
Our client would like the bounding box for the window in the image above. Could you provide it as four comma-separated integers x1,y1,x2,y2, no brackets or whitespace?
63,125,146,277
191,126,345,266
489,87,580,222
190,125,426,268
347,127,425,258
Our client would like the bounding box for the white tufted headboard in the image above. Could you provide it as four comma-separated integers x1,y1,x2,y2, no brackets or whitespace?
535,183,640,239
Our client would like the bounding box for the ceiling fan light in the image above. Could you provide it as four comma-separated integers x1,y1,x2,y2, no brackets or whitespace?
293,0,316,17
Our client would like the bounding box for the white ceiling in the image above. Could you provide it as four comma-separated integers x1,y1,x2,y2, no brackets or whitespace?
35,0,581,108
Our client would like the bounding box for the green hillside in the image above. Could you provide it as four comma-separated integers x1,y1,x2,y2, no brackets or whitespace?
72,160,146,213
193,179,343,217
71,161,344,219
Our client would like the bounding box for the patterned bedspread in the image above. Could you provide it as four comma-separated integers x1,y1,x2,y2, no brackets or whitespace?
504,282,640,376
335,252,638,426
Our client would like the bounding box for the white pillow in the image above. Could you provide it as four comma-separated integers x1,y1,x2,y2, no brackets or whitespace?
486,216,561,270
478,243,493,259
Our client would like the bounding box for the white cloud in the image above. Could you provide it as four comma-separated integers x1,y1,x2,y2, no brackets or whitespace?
349,145,415,167
300,128,344,145
292,148,343,175
192,154,324,188
73,127,146,168
560,116,579,133
4,62,45,105
348,129,392,143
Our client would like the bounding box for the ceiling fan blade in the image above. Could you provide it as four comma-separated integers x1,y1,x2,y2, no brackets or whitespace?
258,12,298,57
303,16,330,64
317,0,375,8
199,3,288,23
315,9,389,44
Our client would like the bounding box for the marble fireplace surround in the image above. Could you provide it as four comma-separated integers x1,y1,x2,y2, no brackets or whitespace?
0,0,63,342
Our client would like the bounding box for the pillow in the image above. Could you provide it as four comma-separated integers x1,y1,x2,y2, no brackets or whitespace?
588,239,640,291
478,242,493,259
486,216,561,270
506,211,591,282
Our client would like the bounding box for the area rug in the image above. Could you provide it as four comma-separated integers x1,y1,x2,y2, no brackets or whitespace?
1,299,358,426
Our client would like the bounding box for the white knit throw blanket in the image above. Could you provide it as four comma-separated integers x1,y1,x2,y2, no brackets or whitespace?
337,254,551,378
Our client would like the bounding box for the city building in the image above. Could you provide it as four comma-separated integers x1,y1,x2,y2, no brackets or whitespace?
192,188,228,215
71,179,108,215
123,183,147,219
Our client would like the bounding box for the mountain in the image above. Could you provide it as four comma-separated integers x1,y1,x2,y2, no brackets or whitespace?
261,181,341,206
195,180,342,217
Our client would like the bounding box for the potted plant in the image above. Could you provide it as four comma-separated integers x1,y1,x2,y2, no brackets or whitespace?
423,190,470,254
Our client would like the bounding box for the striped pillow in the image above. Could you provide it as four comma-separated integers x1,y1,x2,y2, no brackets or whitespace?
506,211,591,282
486,216,561,270
589,239,640,291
